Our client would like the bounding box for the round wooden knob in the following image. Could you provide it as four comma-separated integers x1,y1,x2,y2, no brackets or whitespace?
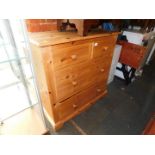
73,104,77,108
60,57,66,62
71,54,77,60
94,42,98,46
65,75,70,79
97,88,101,92
100,68,105,72
103,47,108,51
72,81,77,86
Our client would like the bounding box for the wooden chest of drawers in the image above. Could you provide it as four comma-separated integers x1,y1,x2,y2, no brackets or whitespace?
29,31,118,130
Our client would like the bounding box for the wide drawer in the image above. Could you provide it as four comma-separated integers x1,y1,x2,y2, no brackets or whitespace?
76,83,106,109
53,62,95,102
56,83,106,120
55,95,77,120
76,84,97,109
95,82,107,97
51,43,91,70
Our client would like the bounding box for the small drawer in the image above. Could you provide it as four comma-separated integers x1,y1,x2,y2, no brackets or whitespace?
94,36,117,45
92,36,116,59
51,43,91,70
92,44,114,59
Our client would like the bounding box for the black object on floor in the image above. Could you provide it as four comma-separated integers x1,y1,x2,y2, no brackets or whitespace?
116,63,136,85
47,59,155,135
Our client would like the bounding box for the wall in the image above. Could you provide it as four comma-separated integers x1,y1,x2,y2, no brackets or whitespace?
26,19,57,32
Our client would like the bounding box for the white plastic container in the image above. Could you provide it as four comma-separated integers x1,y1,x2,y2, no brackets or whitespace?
108,45,122,84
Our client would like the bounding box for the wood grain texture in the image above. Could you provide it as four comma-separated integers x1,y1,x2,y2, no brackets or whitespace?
29,31,118,130
57,19,102,36
118,41,147,69
51,43,91,70
30,45,56,120
29,31,119,47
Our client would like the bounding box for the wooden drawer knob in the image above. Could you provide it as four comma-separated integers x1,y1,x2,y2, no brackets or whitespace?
100,68,105,72
97,88,101,92
60,57,66,62
72,81,77,86
71,54,77,60
94,42,98,46
103,47,108,51
73,104,77,108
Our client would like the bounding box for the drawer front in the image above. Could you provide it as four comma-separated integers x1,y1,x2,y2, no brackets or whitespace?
74,62,96,91
56,95,77,120
118,41,147,69
56,85,96,120
51,43,91,69
93,58,112,83
76,82,106,109
53,62,95,102
96,82,107,97
53,66,75,102
92,36,116,59
76,85,97,109
56,83,106,120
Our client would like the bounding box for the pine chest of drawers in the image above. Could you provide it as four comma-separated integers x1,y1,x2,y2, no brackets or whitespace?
29,31,118,130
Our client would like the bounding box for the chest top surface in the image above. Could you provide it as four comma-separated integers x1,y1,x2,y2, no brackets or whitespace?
29,31,119,47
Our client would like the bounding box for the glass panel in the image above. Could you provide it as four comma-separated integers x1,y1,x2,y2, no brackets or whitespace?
0,20,18,61
0,45,8,62
20,58,32,79
20,58,38,105
0,20,46,132
0,62,20,88
9,20,27,58
0,83,30,120
0,19,34,121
